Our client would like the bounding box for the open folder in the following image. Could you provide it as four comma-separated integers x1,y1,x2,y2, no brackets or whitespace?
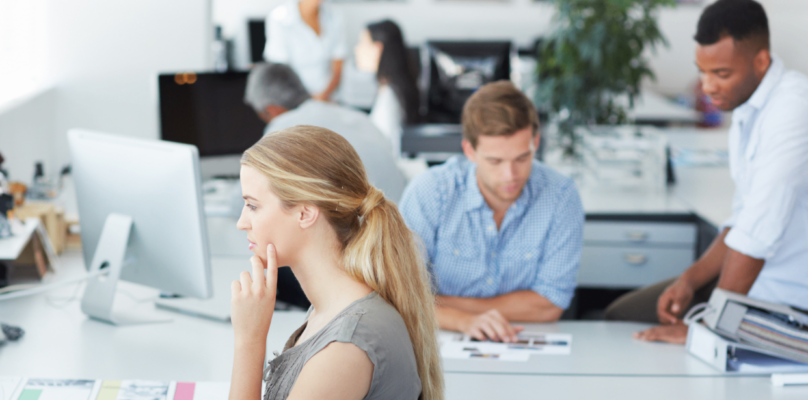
685,288,808,373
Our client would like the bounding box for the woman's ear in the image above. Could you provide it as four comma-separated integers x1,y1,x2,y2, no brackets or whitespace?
298,203,320,229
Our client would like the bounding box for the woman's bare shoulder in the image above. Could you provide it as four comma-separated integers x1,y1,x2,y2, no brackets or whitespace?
286,341,373,400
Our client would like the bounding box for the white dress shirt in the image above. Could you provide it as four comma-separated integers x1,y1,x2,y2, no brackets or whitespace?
369,85,404,157
722,56,808,309
266,100,406,203
263,0,346,95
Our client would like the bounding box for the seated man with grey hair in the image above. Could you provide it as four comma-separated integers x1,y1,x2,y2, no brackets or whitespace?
244,63,406,202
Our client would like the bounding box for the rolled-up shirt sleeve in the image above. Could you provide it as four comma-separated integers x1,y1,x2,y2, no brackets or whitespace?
725,95,808,259
329,12,347,60
531,181,584,309
720,187,744,232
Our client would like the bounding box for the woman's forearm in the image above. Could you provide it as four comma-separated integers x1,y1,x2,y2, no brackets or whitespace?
229,339,267,400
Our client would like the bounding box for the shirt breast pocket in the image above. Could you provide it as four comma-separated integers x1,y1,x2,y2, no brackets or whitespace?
500,243,540,292
432,239,482,295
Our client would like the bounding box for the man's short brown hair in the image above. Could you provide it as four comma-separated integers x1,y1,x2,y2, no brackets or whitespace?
461,80,539,148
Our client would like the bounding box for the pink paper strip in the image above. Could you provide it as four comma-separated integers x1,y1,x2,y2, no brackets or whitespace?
174,382,196,400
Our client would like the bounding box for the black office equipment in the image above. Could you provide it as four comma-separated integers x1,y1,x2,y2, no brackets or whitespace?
158,72,265,157
425,41,512,123
247,19,266,64
401,124,463,157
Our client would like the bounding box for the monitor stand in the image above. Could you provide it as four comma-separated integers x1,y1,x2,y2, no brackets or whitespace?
80,213,172,325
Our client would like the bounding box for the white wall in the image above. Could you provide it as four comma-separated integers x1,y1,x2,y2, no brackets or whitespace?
0,89,57,186
214,0,808,98
645,0,808,96
45,0,213,169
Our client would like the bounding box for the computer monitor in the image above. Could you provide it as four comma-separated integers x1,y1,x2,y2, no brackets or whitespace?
158,71,265,177
425,41,512,123
248,19,267,64
68,129,213,325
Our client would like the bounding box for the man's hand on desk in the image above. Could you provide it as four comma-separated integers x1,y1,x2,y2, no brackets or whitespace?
460,309,524,343
436,305,524,342
633,323,688,345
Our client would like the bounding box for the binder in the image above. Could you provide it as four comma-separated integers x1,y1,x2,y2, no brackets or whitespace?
687,323,808,373
685,288,808,373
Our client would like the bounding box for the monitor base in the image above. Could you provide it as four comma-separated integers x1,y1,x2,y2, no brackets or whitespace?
80,213,171,326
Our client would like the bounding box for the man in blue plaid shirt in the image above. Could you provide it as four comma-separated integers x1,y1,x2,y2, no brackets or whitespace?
399,81,584,342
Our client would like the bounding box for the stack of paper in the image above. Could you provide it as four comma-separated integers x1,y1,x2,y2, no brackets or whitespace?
738,309,808,364
440,332,572,362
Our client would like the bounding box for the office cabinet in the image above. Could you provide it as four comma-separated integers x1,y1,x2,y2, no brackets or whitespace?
578,220,697,288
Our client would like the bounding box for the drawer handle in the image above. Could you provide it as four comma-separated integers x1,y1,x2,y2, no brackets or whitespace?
626,231,649,242
624,254,648,265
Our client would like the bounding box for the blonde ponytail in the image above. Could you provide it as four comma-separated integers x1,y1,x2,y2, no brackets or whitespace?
242,126,444,400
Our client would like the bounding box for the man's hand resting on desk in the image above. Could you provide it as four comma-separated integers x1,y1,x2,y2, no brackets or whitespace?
633,323,688,344
460,309,524,343
629,277,694,345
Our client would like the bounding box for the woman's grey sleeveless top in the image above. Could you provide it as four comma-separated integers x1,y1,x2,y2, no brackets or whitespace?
262,292,422,400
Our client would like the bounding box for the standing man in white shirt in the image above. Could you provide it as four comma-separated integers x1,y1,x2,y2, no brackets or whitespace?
244,63,406,203
606,0,808,344
264,0,346,101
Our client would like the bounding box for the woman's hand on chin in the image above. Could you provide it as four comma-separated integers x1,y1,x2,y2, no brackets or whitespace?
231,244,279,345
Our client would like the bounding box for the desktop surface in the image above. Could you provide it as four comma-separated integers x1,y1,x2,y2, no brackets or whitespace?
442,321,745,377
1,250,802,400
0,251,761,379
445,374,807,400
0,252,306,382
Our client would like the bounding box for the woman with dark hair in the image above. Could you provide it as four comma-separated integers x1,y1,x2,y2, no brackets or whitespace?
354,20,420,157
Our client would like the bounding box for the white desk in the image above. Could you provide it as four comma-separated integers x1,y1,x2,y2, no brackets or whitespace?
0,253,305,382
0,251,799,399
553,128,732,226
666,129,735,227
0,218,43,261
630,91,702,125
443,321,751,377
444,374,808,400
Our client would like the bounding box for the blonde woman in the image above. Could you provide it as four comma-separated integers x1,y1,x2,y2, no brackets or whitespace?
228,125,443,400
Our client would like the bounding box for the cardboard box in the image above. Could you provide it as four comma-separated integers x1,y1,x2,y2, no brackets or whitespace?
14,202,66,254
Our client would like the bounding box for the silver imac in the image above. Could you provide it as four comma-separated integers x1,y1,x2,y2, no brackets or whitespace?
68,129,213,325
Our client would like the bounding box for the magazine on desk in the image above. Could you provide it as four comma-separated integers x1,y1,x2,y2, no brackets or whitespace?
0,378,232,400
439,331,572,362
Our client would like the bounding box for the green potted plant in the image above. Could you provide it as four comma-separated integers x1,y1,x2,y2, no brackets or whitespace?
536,0,675,156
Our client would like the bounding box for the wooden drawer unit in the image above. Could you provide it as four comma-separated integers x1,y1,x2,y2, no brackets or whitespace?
578,220,697,288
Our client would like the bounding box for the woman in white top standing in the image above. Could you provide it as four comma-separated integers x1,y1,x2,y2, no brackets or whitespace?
264,0,346,101
354,20,421,158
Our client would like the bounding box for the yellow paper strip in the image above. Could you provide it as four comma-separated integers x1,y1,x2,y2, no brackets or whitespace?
96,380,122,400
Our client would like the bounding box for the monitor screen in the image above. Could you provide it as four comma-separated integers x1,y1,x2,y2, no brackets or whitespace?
158,71,265,157
248,19,266,64
426,41,512,123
